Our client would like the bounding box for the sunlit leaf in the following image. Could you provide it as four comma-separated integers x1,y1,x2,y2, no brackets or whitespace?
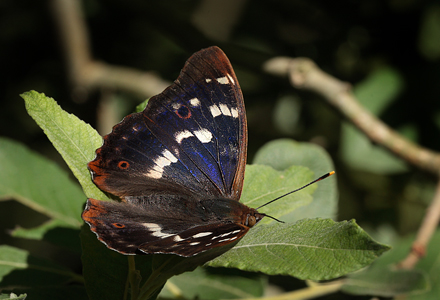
253,139,337,219
209,219,389,280
21,91,107,200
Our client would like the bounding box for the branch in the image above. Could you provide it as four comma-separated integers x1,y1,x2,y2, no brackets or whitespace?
49,0,170,99
264,56,440,269
264,57,440,175
397,178,440,269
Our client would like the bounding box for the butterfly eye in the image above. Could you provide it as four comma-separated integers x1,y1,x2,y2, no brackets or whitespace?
112,223,125,228
247,215,257,227
117,161,130,170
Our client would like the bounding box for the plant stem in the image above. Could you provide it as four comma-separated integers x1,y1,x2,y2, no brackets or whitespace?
240,280,343,300
137,257,173,300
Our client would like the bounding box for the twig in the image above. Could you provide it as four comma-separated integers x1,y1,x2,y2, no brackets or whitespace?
263,56,440,269
263,57,440,175
49,0,170,99
398,178,440,269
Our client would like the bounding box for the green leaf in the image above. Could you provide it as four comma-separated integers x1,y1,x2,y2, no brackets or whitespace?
0,137,83,226
0,245,82,288
135,99,149,112
241,164,315,224
21,91,107,200
342,266,429,297
253,139,337,219
340,67,409,174
208,219,389,280
159,267,265,300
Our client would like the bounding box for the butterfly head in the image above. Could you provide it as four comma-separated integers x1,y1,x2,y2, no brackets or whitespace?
242,208,265,227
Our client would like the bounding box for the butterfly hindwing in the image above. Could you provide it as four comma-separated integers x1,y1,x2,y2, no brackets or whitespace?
82,198,250,256
139,223,249,257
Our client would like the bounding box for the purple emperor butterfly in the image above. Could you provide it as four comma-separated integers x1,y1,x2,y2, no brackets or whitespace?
82,46,332,257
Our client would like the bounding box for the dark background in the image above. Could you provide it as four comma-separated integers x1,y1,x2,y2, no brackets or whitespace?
1,0,439,298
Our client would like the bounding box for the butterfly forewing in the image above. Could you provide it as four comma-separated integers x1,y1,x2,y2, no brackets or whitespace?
89,113,208,197
141,47,247,199
88,47,246,200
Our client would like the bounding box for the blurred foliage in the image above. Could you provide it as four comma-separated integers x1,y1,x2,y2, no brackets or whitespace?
1,0,440,299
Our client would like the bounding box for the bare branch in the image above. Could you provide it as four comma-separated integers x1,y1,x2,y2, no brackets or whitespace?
49,0,170,99
264,57,440,176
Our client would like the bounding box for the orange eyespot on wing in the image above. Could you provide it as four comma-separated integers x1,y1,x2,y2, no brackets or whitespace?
118,161,130,170
112,223,126,228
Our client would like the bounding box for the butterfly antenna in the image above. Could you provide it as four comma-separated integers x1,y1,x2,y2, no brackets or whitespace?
256,171,335,210
260,213,285,223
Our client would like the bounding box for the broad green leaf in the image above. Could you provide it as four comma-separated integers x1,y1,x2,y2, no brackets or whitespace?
340,67,409,174
0,245,81,288
342,266,429,297
159,267,264,300
241,164,315,224
208,219,389,280
21,91,107,200
253,139,337,219
0,138,83,226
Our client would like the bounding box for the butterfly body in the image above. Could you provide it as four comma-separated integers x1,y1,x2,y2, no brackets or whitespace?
82,46,262,257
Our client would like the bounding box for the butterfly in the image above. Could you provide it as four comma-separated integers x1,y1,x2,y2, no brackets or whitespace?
82,46,266,257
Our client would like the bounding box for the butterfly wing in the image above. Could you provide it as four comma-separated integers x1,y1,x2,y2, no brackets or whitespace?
83,47,252,256
82,198,251,256
88,46,247,200
138,222,249,257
